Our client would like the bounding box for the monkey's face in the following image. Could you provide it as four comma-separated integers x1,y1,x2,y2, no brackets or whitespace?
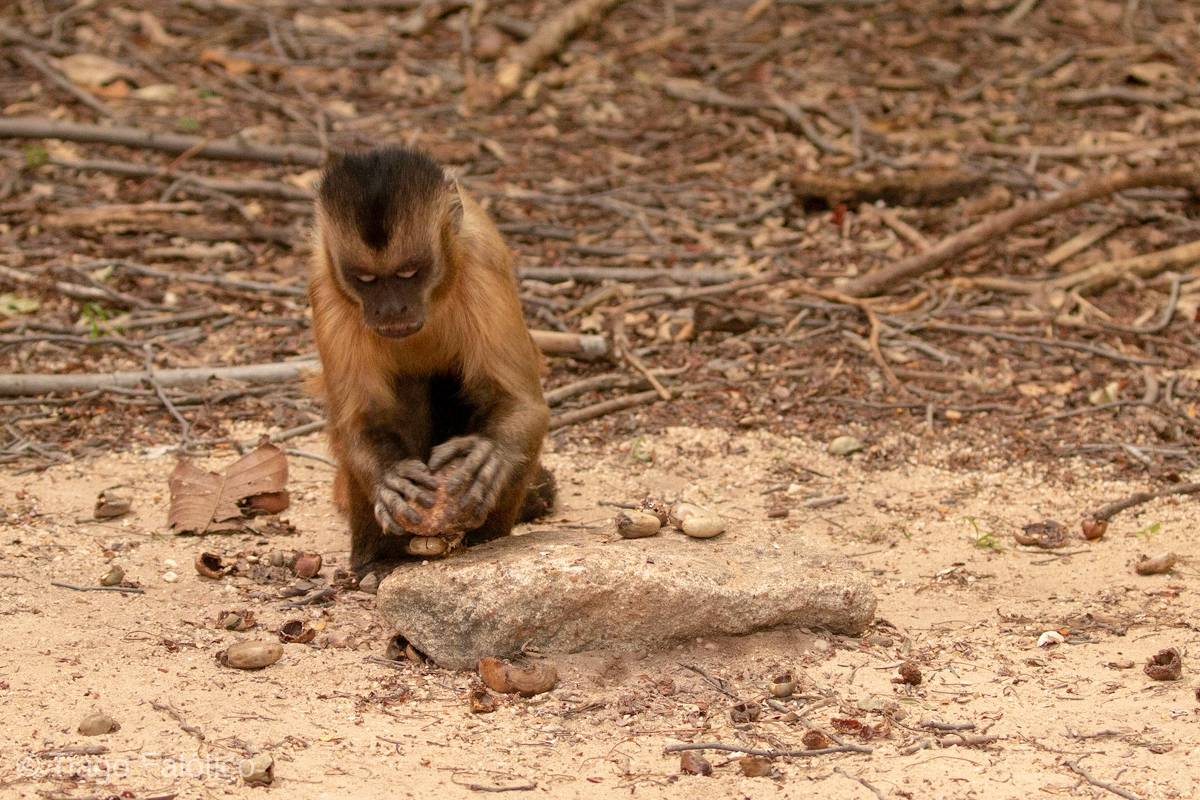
335,248,440,339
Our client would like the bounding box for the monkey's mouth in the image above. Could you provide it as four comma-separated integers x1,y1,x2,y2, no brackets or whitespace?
372,321,424,339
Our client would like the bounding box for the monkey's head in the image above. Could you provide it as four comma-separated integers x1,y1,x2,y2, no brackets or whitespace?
315,148,463,339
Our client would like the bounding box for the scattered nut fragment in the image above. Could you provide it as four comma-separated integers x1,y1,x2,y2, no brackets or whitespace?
194,552,228,579
322,631,354,649
1144,647,1182,681
802,729,833,749
278,620,316,644
291,551,322,578
616,510,661,539
639,497,671,525
670,502,726,539
738,756,773,778
94,488,132,520
679,751,712,776
827,435,864,456
478,657,557,697
1015,520,1068,549
268,550,289,568
893,661,922,686
385,634,428,664
469,687,498,714
162,570,179,583
219,641,283,670
245,490,289,515
98,564,125,586
1081,518,1108,540
216,609,256,631
769,671,795,698
406,533,465,557
1037,630,1066,648
1135,552,1177,576
78,712,119,736
239,753,274,786
1107,659,1135,670
729,701,761,724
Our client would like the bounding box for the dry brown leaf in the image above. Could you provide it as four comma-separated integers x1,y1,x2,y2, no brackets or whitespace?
55,53,132,86
168,443,288,534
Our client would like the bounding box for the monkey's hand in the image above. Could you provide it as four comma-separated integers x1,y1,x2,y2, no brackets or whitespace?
373,459,438,534
429,435,513,521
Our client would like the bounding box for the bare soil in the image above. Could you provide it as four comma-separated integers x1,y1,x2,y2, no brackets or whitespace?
3,424,1198,799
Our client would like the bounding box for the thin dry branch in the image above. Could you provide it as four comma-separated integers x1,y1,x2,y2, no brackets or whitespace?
1087,482,1200,524
1050,239,1200,295
0,117,324,166
844,168,1200,297
484,0,628,105
0,331,605,397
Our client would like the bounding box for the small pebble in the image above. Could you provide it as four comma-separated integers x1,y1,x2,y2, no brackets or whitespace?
162,571,179,583
358,572,380,594
240,753,274,786
828,435,864,456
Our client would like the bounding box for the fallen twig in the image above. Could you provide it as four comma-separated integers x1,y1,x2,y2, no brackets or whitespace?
1065,759,1142,800
51,581,145,594
278,585,336,609
1087,482,1200,523
48,157,313,200
519,266,744,285
0,116,324,166
0,361,318,397
16,47,115,119
844,168,1200,297
0,264,156,310
483,0,628,106
664,741,873,757
149,700,206,741
548,389,663,431
1050,239,1200,295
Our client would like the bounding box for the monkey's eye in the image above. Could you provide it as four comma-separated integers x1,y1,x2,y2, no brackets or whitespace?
355,274,377,283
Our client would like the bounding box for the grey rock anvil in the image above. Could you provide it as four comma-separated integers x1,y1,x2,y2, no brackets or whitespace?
376,530,876,670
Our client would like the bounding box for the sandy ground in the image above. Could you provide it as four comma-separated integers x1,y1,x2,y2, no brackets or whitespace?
2,424,1197,799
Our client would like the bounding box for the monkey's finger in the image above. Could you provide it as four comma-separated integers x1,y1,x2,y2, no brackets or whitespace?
444,441,497,493
381,476,436,506
373,501,405,535
388,461,440,490
428,435,485,471
376,489,423,527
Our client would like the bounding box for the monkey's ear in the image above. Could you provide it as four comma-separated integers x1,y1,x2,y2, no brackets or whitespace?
444,172,464,231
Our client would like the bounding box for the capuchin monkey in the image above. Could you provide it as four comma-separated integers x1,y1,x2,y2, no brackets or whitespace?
309,147,554,575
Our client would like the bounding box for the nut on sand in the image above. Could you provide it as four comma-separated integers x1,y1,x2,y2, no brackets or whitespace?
478,656,557,697
78,712,119,736
616,510,661,539
669,502,726,539
219,640,283,670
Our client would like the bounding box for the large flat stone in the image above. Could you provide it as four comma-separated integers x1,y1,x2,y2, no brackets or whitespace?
376,529,876,670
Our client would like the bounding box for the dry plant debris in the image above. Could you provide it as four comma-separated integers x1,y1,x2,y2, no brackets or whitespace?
167,443,289,534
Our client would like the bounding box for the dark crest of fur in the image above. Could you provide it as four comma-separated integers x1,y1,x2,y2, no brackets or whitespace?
317,148,446,250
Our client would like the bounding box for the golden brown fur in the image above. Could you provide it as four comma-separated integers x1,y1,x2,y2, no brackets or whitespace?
309,149,550,572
